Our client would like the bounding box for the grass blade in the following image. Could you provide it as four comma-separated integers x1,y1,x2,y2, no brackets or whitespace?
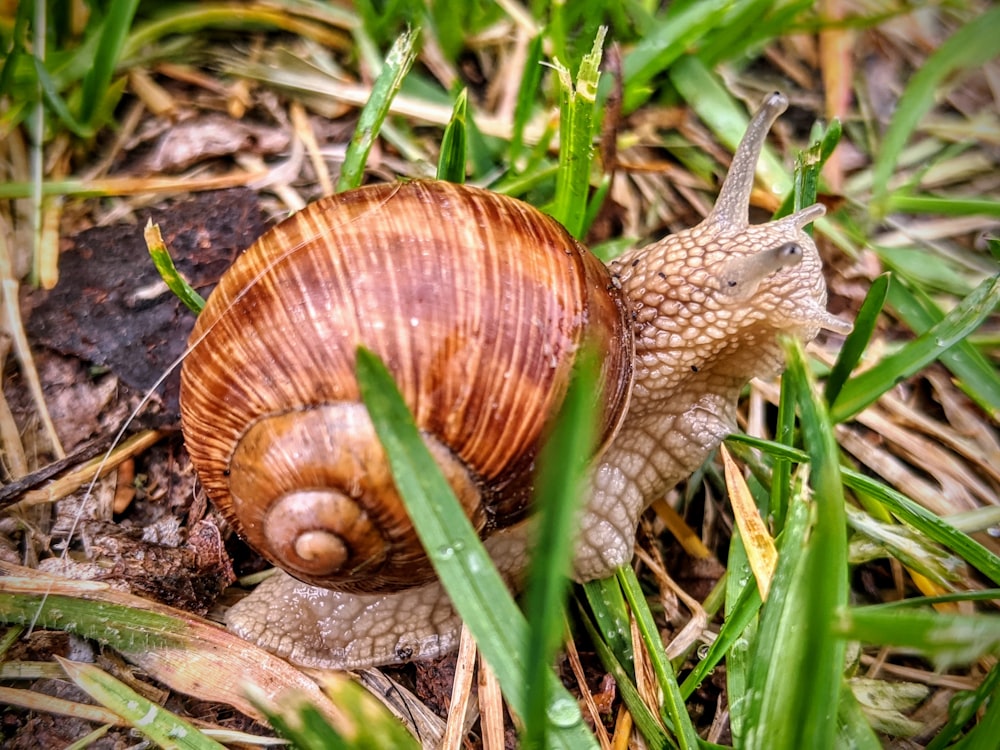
926,661,1000,750
746,340,848,750
824,272,889,406
79,0,140,127
436,88,468,182
144,220,206,314
681,578,761,699
337,28,420,191
830,273,1000,423
509,33,545,166
552,26,605,239
522,350,599,749
835,607,1000,670
56,657,226,750
871,5,1000,214
885,276,1000,420
576,600,672,748
354,347,598,750
670,57,790,197
0,562,346,729
581,576,635,676
249,676,420,750
730,433,1000,587
621,0,731,110
617,565,700,748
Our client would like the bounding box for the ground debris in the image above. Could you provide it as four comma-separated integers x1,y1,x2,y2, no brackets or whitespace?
26,188,265,424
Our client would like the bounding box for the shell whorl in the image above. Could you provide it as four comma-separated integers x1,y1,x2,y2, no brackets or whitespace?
179,180,633,593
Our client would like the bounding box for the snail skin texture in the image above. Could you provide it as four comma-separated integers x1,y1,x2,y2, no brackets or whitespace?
179,92,852,669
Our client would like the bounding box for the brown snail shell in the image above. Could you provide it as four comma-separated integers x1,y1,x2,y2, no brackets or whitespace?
179,180,633,593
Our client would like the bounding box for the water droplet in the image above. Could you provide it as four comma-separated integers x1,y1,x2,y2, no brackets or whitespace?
547,697,581,728
436,545,455,560
410,317,419,327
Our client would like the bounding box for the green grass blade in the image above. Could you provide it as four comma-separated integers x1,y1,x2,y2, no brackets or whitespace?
723,529,755,744
843,469,1000,587
741,470,814,747
337,28,420,191
0,0,30,98
552,26,605,239
746,340,848,750
576,601,672,748
835,607,1000,670
770,321,801,529
870,5,1000,215
885,195,1000,218
581,576,635,676
926,661,1000,750
144,221,206,314
436,88,468,182
249,678,419,750
776,117,842,221
31,56,90,137
830,273,1000,423
354,347,598,750
509,33,545,166
621,0,731,110
836,685,885,749
79,0,140,127
695,0,775,66
617,565,700,749
884,277,1000,420
681,577,761,699
951,676,1000,750
824,273,889,406
0,591,184,650
521,349,599,749
56,657,226,750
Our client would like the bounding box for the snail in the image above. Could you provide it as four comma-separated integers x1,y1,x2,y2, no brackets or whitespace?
179,92,851,669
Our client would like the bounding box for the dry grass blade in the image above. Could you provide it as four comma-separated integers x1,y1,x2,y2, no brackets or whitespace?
722,444,777,600
2,430,163,513
0,684,126,726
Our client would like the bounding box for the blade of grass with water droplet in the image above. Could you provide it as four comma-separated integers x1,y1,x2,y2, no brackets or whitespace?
521,348,599,749
617,564,700,749
830,273,1000,423
355,347,598,750
883,275,1000,420
744,339,848,750
575,600,671,748
56,657,226,750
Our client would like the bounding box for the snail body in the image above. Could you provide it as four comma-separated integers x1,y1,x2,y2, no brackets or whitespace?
179,93,850,668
